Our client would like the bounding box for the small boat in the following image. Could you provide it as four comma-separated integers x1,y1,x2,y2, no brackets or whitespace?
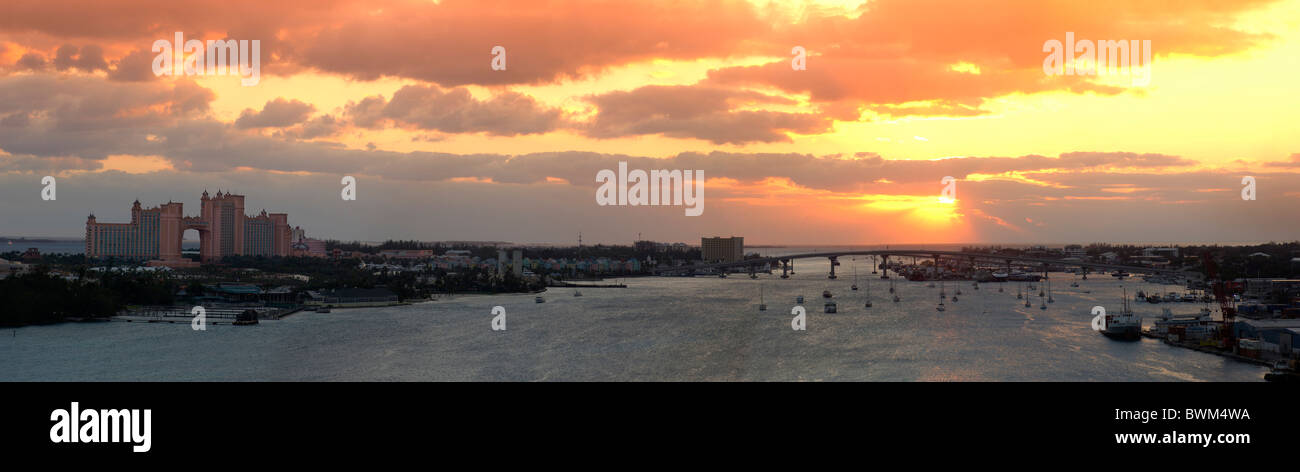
892,295,900,303
234,309,259,325
824,302,837,313
822,290,833,298
851,261,859,290
796,295,805,304
535,296,545,303
936,301,946,312
315,306,331,313
718,273,727,279
1024,298,1031,308
573,291,583,297
951,295,958,302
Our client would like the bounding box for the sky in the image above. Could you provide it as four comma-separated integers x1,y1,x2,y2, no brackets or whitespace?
1,0,1298,245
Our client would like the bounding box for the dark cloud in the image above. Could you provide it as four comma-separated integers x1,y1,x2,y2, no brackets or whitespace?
583,85,834,144
345,85,564,136
235,98,316,129
107,48,159,82
52,44,108,72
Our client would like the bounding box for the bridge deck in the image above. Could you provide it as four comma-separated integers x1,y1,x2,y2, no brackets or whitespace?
652,249,1195,278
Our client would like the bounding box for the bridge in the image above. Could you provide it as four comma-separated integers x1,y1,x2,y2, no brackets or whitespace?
652,249,1199,281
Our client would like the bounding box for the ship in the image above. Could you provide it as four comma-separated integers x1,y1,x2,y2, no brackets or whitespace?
1101,289,1142,340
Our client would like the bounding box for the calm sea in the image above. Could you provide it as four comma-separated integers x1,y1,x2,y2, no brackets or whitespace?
0,256,1267,381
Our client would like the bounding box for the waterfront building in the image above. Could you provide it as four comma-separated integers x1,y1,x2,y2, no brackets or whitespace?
304,287,400,307
85,191,296,267
701,236,744,263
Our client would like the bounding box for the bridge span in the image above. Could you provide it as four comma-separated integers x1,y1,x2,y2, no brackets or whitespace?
652,249,1198,281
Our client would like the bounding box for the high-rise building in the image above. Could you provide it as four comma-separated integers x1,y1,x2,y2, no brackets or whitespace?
86,191,296,267
701,236,744,263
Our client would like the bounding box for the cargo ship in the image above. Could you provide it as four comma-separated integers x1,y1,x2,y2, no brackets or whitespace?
1102,289,1142,340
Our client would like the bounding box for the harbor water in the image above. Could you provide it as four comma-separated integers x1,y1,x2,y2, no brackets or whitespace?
0,257,1268,381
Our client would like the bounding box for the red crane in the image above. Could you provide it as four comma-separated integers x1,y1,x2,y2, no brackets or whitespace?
1201,252,1237,346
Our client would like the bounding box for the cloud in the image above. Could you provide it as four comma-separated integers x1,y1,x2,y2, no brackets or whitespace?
52,44,107,72
345,85,564,136
582,85,834,144
106,48,160,82
235,97,316,129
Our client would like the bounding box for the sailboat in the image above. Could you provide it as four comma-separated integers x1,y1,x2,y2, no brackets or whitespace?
851,258,859,291
864,277,872,308
1017,283,1024,300
759,285,767,312
937,281,946,311
1047,278,1054,304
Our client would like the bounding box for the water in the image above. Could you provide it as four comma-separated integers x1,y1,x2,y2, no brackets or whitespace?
0,257,1267,381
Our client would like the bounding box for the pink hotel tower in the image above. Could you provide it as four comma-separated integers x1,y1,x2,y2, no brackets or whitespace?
85,191,293,267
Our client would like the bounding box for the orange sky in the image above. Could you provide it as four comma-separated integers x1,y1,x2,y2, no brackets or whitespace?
1,0,1298,244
